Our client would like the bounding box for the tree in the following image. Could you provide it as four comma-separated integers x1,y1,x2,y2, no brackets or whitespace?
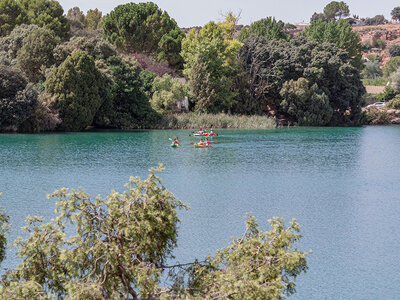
0,0,27,36
280,78,333,125
66,6,85,25
310,12,327,23
94,56,157,129
237,17,289,42
364,15,388,25
389,44,400,57
0,166,309,299
238,36,365,125
0,65,38,130
157,27,185,69
383,56,400,77
150,74,186,113
16,27,59,82
102,2,184,68
323,1,350,20
361,61,382,79
302,19,362,69
18,0,70,40
181,17,242,113
85,8,102,31
391,6,400,22
45,50,102,131
0,24,39,66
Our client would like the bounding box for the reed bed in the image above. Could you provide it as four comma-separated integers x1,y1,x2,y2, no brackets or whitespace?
154,113,276,129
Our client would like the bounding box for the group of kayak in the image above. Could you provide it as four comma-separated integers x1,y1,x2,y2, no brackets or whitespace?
171,129,217,148
189,129,218,137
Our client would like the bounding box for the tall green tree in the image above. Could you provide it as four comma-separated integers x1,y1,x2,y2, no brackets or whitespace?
18,0,70,39
237,17,289,42
323,1,350,20
0,65,38,130
16,27,59,82
302,19,362,69
391,6,400,22
0,0,27,36
66,6,85,24
103,2,184,68
45,50,102,131
0,166,309,299
383,56,400,77
181,17,242,113
85,8,102,31
95,56,157,129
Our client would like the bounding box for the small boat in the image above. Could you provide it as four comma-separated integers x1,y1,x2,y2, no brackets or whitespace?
171,144,180,148
189,133,218,137
194,143,212,148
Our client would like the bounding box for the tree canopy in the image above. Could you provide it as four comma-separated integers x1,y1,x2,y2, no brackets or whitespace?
181,16,242,113
18,0,70,39
238,36,365,125
391,6,400,21
0,65,38,130
0,0,27,36
45,50,102,131
323,1,350,20
150,74,186,113
302,19,362,69
237,17,289,42
102,2,184,68
0,166,309,299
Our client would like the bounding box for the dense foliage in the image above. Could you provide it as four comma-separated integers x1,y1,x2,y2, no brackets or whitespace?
0,0,27,36
150,74,186,113
16,26,59,82
0,166,309,298
363,15,388,25
45,50,101,131
383,56,400,77
237,17,289,42
361,61,382,79
391,6,400,21
181,17,242,113
103,2,184,68
389,44,400,58
302,19,362,69
18,0,70,39
0,65,37,130
238,36,365,125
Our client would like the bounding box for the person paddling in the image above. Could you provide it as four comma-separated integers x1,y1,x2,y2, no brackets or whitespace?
172,136,181,146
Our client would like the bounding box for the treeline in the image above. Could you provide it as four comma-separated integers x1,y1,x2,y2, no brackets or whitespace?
0,1,366,132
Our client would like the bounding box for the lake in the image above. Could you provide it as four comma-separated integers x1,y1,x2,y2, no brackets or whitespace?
0,126,399,299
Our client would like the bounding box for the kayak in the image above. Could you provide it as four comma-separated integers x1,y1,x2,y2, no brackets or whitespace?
171,144,180,148
194,144,212,148
189,133,218,137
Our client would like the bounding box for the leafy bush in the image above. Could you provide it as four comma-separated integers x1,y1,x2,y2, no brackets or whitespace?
150,74,186,113
361,61,382,79
386,95,400,108
0,65,37,131
389,44,400,57
383,56,400,77
45,50,102,131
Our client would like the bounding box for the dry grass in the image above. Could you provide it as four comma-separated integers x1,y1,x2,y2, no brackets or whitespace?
153,113,276,129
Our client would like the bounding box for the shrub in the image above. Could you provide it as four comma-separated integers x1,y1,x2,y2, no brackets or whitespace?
361,61,382,79
45,50,102,131
386,95,400,108
389,44,400,57
0,65,37,131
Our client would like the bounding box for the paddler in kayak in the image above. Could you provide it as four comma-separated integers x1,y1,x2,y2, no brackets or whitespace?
204,138,211,145
197,138,205,146
172,136,181,146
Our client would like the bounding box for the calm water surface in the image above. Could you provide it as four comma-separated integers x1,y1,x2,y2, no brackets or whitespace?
0,127,399,299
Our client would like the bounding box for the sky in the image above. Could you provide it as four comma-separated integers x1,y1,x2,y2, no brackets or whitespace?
58,0,400,27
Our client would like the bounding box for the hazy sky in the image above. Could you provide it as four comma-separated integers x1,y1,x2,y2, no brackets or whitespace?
58,0,400,27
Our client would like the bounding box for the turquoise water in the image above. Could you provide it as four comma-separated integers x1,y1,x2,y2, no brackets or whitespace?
0,127,400,299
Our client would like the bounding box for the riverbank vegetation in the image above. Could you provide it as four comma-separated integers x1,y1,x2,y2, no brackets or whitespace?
0,1,377,132
0,166,309,298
